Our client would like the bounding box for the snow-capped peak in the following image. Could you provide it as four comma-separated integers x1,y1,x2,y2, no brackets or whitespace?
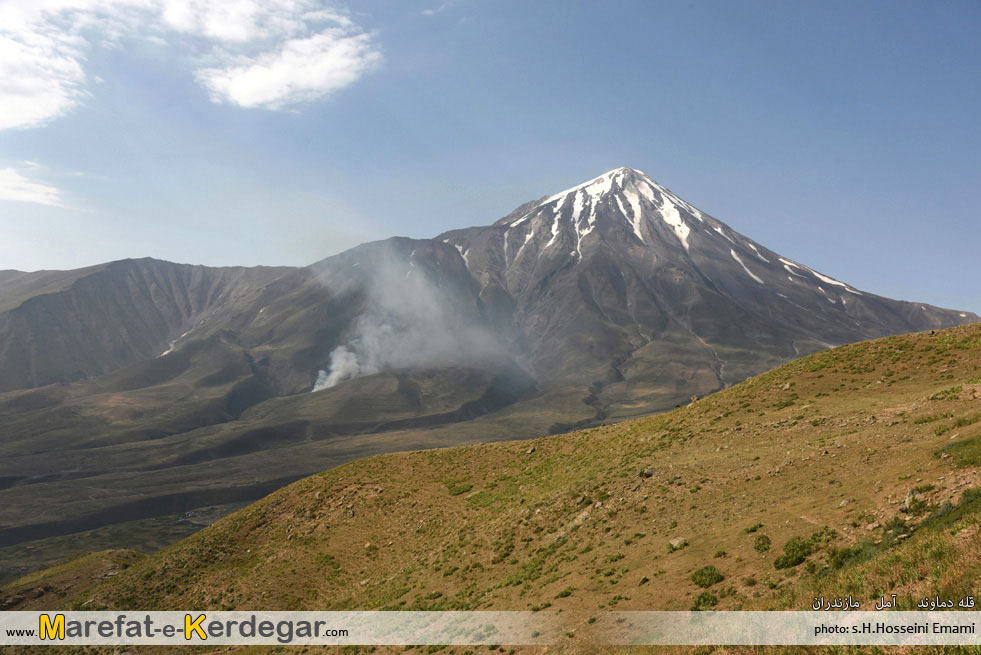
507,166,704,253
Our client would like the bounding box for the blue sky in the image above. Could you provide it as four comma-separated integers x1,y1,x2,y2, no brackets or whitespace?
1,0,978,312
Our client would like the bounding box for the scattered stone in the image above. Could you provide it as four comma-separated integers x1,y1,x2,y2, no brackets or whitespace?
669,537,688,551
838,499,850,508
0,595,26,610
865,522,880,531
526,446,536,454
639,577,650,585
782,382,792,391
901,491,924,513
638,468,654,479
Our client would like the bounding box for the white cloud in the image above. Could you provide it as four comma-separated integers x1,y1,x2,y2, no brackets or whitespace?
0,164,66,207
0,34,85,130
196,27,382,109
0,1,381,130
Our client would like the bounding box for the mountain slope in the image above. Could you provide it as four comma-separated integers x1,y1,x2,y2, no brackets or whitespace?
0,168,975,577
438,167,975,416
14,323,980,633
0,259,294,392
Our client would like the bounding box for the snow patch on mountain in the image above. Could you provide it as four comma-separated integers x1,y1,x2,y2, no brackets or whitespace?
780,258,807,278
731,249,764,284
807,268,863,295
454,243,470,268
658,195,691,251
622,189,645,243
543,168,618,205
747,242,770,262
713,226,735,244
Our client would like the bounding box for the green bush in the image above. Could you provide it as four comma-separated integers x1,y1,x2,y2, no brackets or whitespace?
691,565,724,588
692,591,718,610
754,534,771,552
774,536,814,569
446,482,473,496
828,540,877,571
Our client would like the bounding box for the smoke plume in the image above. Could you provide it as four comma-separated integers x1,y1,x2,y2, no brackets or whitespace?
312,242,503,391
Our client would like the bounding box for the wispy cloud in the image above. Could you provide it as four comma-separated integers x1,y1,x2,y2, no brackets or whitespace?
0,163,66,207
0,1,382,130
421,2,455,17
196,18,382,109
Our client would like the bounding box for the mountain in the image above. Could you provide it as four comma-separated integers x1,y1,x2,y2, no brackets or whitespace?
0,259,293,392
0,167,975,577
438,167,975,416
7,323,981,646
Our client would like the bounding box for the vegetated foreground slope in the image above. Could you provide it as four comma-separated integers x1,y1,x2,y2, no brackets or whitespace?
6,324,980,646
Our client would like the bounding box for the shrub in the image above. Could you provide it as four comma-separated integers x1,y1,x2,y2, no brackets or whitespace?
691,566,724,588
774,536,814,569
828,541,877,571
692,591,718,610
754,534,771,552
446,482,473,496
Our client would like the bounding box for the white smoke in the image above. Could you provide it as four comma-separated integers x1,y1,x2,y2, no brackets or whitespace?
311,244,503,391
313,346,364,390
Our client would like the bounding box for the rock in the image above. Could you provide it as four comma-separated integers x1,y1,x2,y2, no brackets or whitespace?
865,522,880,531
838,499,850,508
638,468,654,479
526,446,536,454
782,382,792,390
669,537,688,551
576,495,590,506
0,594,26,610
902,491,923,513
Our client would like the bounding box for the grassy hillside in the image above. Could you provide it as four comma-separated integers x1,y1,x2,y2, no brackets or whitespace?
4,323,981,654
